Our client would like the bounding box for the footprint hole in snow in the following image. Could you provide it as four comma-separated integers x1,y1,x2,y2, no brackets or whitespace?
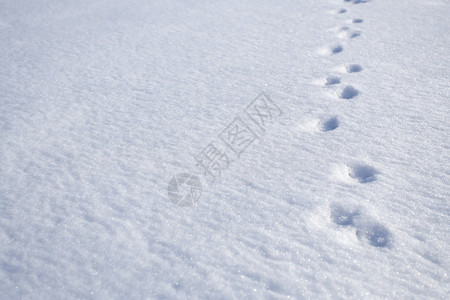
348,164,378,183
331,44,344,54
340,85,358,99
349,30,361,38
325,75,341,85
346,64,362,73
322,116,339,131
330,203,360,226
356,223,391,247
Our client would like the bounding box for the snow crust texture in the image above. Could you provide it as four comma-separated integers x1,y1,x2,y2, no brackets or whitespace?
1,0,449,298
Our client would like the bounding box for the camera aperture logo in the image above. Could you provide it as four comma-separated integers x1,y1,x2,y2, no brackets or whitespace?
167,173,202,207
167,92,282,207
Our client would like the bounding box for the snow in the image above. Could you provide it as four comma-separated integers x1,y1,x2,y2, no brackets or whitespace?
1,0,449,298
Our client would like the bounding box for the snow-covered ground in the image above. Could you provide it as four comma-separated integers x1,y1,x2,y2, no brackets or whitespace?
1,0,449,298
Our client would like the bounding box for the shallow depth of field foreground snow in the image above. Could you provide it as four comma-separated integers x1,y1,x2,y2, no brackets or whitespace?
1,0,449,298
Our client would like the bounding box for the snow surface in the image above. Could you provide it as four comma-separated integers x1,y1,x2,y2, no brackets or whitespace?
1,0,449,298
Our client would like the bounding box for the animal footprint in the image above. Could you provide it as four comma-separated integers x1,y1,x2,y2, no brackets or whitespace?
352,18,364,23
329,8,347,15
331,44,344,54
330,203,360,226
346,64,363,73
348,163,378,183
337,26,361,39
321,116,339,132
325,75,341,85
339,85,358,99
330,204,392,248
344,0,370,4
356,223,391,247
348,30,361,38
319,44,344,56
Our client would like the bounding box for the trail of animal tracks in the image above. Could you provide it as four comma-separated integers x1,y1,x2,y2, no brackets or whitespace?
1,0,449,298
